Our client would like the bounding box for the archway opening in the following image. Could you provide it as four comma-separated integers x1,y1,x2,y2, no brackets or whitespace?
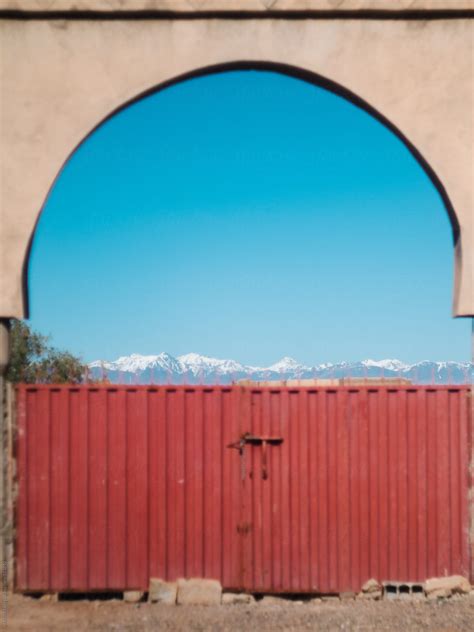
24,66,472,384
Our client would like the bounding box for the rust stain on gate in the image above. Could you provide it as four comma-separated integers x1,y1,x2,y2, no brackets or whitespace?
15,384,472,593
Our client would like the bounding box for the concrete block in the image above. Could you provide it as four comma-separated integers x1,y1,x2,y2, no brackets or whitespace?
176,578,222,605
382,581,424,600
149,578,177,604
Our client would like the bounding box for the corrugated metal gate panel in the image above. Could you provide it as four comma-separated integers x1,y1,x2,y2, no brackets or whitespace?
15,385,471,593
241,387,471,592
16,387,243,592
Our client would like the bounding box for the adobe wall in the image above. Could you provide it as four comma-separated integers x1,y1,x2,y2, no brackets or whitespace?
0,2,472,316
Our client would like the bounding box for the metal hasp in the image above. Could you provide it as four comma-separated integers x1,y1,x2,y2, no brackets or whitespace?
227,432,283,480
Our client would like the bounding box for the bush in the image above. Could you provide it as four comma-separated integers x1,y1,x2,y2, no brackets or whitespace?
6,320,87,384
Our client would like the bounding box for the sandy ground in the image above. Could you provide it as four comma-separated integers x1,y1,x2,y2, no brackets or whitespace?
3,593,474,632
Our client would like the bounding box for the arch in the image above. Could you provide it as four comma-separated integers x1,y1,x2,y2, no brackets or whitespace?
22,60,461,317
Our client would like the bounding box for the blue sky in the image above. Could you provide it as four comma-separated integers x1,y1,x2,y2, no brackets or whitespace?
28,70,469,365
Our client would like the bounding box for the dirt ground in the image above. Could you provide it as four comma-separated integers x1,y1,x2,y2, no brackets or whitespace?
3,593,474,632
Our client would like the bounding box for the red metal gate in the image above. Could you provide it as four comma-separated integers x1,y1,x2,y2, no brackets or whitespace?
15,384,472,593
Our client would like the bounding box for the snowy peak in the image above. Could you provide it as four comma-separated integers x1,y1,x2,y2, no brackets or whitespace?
177,352,210,365
178,353,245,376
361,359,409,372
267,357,308,373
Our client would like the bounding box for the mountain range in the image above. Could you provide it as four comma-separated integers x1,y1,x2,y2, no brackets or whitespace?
88,353,473,385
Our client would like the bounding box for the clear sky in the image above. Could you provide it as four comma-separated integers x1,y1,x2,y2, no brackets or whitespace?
27,69,470,365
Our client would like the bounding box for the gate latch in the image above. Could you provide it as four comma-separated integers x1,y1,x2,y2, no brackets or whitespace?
227,433,283,480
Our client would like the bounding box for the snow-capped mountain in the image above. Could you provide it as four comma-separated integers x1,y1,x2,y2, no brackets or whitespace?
88,353,473,385
89,352,181,374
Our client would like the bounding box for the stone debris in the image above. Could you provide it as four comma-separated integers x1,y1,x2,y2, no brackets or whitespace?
357,590,383,601
133,574,473,608
39,594,58,602
148,578,177,605
123,591,144,603
426,588,450,601
361,579,382,593
222,592,255,605
357,578,383,600
259,595,304,605
176,578,222,606
423,576,471,599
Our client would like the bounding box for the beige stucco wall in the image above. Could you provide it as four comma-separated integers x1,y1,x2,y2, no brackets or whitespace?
1,1,473,11
0,12,473,317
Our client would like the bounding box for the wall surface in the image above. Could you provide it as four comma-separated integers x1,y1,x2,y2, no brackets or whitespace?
1,1,474,12
0,4,473,317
